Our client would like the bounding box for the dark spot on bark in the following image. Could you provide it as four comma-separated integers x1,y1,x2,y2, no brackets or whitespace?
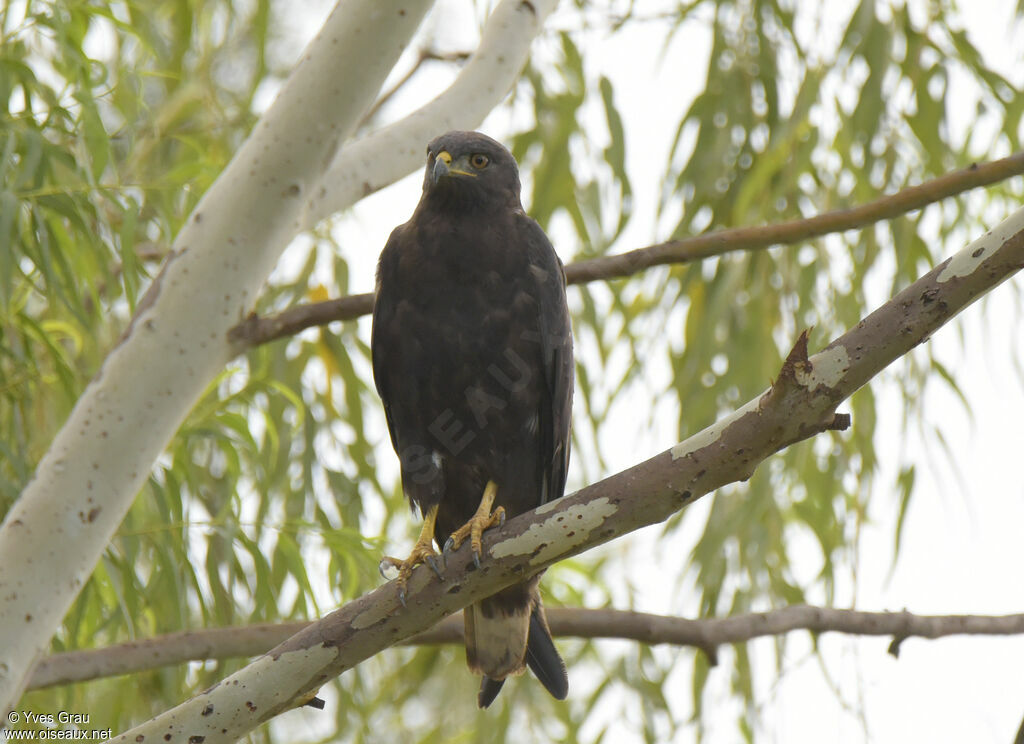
520,0,537,14
164,735,172,742
25,614,32,622
194,212,202,223
201,704,214,717
566,531,575,538
246,701,257,712
398,8,405,14
135,736,144,742
972,247,985,258
447,585,461,594
189,737,205,744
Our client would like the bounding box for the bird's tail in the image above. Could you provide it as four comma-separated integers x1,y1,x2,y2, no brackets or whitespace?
465,583,568,708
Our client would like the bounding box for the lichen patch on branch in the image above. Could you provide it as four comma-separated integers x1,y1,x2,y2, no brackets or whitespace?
490,498,618,565
938,236,995,283
534,499,562,515
669,397,761,462
938,207,1024,283
795,345,851,392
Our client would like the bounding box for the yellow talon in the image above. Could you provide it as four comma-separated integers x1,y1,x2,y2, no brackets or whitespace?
380,504,443,605
443,481,506,568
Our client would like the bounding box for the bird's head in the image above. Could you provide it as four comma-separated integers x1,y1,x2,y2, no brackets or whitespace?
420,131,522,212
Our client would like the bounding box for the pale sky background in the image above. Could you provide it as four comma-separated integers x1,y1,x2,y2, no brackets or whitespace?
262,1,1024,741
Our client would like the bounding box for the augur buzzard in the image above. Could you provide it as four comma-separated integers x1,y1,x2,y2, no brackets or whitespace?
371,131,573,708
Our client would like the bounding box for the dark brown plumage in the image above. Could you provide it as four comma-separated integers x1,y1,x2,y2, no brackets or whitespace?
371,131,573,707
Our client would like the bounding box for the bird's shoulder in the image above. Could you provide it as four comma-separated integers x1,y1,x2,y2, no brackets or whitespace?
509,210,567,288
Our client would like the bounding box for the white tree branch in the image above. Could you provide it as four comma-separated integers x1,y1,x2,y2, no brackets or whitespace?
108,207,1024,743
0,0,434,714
28,606,1024,690
301,0,558,230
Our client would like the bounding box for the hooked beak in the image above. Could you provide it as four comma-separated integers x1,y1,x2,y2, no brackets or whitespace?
430,150,477,185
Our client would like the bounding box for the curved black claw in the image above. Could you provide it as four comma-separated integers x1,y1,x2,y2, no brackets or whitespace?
397,584,408,607
497,509,506,527
472,551,482,570
443,535,456,554
424,553,444,579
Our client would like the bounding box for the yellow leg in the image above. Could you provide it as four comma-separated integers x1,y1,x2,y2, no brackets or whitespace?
443,481,506,568
379,504,442,606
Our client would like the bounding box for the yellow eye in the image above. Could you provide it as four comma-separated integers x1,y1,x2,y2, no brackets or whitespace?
470,153,489,169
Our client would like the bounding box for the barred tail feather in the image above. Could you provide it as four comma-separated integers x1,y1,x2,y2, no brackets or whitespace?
464,599,530,682
465,587,568,708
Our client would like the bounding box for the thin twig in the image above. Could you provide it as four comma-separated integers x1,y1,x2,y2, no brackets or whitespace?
359,49,471,127
28,605,1024,690
227,151,1024,348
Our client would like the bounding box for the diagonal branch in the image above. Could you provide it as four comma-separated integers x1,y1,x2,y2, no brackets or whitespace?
228,151,1024,348
31,606,1024,690
114,204,1024,742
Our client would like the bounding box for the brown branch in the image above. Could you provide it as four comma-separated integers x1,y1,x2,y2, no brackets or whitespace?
227,151,1024,348
29,606,1024,690
113,207,1024,741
